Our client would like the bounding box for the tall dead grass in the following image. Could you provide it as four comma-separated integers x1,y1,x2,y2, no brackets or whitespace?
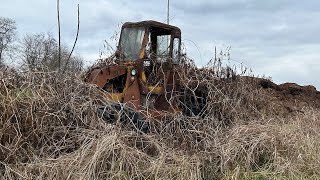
1,65,320,179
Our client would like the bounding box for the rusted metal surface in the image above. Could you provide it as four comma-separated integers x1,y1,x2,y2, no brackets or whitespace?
85,65,127,88
122,20,181,37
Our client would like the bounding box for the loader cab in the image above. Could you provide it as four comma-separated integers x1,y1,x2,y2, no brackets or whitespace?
117,21,181,65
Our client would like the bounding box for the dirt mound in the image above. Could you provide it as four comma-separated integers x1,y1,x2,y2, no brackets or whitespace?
256,78,320,114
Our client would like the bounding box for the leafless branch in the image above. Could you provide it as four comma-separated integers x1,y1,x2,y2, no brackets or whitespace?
63,4,80,73
57,0,61,71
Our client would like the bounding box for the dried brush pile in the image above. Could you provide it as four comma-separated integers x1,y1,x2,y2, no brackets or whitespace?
1,63,320,179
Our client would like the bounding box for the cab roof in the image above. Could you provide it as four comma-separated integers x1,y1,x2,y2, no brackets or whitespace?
122,20,181,35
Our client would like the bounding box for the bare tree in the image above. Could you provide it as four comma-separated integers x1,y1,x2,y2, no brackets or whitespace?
20,33,83,72
0,17,17,66
20,33,54,70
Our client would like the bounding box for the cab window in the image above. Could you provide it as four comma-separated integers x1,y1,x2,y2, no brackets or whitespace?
172,38,180,64
119,27,145,61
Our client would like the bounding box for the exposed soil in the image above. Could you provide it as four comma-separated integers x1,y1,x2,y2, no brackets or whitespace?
256,78,320,114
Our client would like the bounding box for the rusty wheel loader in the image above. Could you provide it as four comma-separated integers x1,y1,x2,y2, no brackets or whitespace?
85,20,207,132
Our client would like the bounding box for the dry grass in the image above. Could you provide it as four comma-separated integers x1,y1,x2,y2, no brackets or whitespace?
1,64,320,179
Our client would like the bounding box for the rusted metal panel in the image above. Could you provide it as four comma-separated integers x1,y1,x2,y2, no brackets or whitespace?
122,20,181,37
85,65,127,88
123,73,141,110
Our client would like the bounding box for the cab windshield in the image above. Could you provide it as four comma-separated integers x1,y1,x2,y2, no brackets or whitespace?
119,27,145,61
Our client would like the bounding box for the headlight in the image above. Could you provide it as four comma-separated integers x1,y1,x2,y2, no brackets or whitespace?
131,69,137,76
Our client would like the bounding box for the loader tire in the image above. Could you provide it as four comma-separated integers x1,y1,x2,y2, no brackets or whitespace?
97,104,149,133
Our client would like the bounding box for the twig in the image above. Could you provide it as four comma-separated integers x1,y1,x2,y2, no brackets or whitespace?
57,0,61,71
64,4,80,73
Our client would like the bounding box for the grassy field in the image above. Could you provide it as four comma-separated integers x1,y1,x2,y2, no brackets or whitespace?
1,67,320,179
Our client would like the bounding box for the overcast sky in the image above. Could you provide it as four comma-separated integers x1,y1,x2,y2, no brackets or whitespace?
1,0,319,89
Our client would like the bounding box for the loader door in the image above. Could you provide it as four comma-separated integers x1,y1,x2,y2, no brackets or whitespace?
144,27,172,85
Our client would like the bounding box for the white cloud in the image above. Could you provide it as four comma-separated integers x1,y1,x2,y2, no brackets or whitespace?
1,0,319,89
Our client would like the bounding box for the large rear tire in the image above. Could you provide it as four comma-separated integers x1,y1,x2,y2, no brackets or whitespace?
97,104,149,133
